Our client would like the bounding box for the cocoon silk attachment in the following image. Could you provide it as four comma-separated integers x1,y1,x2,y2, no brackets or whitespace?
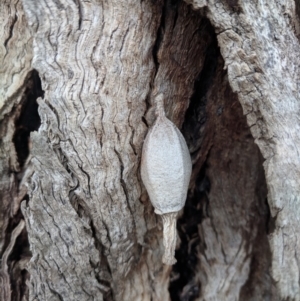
141,94,192,265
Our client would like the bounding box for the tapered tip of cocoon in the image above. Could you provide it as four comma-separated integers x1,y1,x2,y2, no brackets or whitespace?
161,212,178,265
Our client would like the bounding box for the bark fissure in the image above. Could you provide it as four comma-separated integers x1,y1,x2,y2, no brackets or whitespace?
0,66,43,301
13,70,43,168
47,139,114,295
168,20,218,299
170,166,208,301
152,0,166,75
181,1,300,299
182,18,218,159
171,29,273,298
0,220,25,301
3,11,18,54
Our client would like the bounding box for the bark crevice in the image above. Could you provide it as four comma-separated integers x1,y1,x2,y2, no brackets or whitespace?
0,68,43,301
170,165,209,301
12,70,43,168
182,18,218,159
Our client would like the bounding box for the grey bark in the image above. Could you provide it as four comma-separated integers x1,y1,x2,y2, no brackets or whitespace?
0,1,34,300
184,1,300,300
0,0,299,300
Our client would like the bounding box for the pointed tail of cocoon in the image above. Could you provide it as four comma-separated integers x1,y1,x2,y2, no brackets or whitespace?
161,212,178,265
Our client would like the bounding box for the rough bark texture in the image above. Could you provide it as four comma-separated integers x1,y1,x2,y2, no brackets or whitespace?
1,0,299,300
20,1,209,300
0,0,32,252
0,1,37,300
183,1,300,300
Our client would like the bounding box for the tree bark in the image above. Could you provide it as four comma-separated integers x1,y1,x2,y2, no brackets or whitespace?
1,0,299,300
0,1,36,300
184,1,300,300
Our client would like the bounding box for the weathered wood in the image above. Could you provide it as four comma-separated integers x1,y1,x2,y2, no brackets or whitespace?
0,1,34,300
2,0,299,300
20,1,208,300
184,0,300,300
0,0,32,251
196,56,276,301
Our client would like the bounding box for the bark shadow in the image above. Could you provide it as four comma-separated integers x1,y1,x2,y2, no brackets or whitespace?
169,19,275,301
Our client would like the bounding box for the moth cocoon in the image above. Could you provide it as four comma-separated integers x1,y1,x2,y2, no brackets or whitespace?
141,95,192,265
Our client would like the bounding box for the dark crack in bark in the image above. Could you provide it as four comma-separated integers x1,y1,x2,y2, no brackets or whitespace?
0,70,44,301
169,166,209,301
169,18,218,301
170,15,273,299
12,70,43,168
182,18,218,159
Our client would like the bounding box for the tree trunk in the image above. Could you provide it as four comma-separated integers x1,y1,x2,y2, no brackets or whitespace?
1,0,299,300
